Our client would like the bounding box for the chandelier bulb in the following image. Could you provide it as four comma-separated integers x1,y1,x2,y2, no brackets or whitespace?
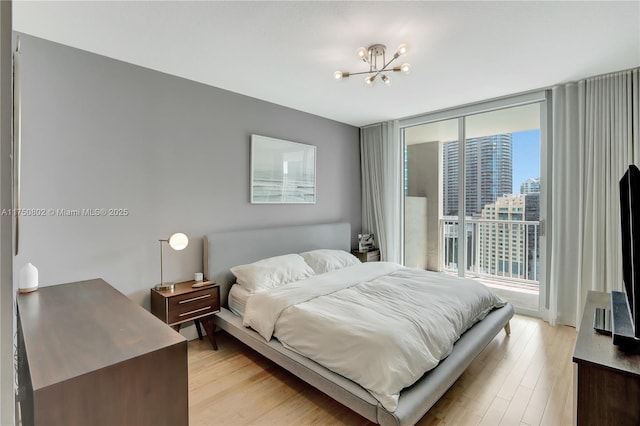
356,47,368,61
334,71,344,80
401,63,411,74
365,75,376,86
381,74,391,85
396,43,408,56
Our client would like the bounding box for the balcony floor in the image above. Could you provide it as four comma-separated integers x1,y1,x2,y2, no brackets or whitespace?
445,271,540,312
481,281,539,312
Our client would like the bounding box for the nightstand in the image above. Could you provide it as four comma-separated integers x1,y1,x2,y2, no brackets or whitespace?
150,280,220,350
352,249,380,263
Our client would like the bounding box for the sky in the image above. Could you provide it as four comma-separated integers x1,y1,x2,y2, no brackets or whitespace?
511,129,540,192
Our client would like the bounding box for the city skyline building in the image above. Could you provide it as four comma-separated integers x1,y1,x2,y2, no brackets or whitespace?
443,134,513,216
478,194,526,279
475,193,540,281
524,192,541,280
440,132,541,282
520,177,540,194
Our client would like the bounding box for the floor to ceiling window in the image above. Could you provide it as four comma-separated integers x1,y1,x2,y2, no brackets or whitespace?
403,94,546,314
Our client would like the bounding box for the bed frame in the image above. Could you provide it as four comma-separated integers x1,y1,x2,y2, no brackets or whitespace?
204,222,514,426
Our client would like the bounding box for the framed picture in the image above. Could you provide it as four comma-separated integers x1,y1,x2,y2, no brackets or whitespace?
358,233,375,252
251,134,316,204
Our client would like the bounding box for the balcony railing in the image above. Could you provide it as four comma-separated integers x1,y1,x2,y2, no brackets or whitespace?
441,217,540,287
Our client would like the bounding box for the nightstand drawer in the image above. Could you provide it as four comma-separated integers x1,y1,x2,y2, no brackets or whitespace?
364,251,380,261
168,302,217,324
352,249,380,262
168,287,218,309
167,287,220,324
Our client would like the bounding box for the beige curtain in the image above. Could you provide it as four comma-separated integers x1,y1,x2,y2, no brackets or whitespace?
360,120,402,263
549,68,639,327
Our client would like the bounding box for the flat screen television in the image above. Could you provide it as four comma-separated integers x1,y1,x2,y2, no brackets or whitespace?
612,164,640,349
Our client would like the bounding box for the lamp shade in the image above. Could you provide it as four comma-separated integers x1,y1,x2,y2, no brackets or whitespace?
168,233,188,250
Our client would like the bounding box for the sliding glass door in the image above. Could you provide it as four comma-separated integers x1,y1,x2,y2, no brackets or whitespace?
403,97,545,314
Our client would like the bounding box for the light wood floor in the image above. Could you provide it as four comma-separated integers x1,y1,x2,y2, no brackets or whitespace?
188,315,577,425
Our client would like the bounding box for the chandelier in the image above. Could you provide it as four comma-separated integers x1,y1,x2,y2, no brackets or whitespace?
334,43,411,86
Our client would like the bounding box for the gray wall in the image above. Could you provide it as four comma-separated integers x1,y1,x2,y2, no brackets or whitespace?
13,35,361,313
406,141,441,271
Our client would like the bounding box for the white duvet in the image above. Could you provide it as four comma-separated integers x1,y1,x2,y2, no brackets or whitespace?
242,262,505,412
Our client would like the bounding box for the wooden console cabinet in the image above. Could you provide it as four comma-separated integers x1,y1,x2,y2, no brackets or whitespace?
17,279,188,426
573,291,640,425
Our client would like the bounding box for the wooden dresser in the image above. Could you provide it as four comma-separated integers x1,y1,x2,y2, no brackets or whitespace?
573,291,640,425
16,279,188,426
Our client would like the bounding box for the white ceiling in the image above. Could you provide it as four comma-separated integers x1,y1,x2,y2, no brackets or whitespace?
12,1,640,127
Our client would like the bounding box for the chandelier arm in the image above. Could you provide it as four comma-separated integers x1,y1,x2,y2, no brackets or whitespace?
369,70,384,80
344,69,395,77
344,70,380,77
380,56,400,72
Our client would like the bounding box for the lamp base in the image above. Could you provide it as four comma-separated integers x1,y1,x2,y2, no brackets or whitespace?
154,282,175,291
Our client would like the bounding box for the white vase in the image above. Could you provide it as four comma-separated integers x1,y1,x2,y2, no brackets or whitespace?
19,262,38,293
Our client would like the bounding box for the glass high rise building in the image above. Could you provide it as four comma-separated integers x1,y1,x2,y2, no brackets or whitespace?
443,134,513,216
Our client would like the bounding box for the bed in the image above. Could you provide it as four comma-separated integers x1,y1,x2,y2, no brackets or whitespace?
204,222,514,426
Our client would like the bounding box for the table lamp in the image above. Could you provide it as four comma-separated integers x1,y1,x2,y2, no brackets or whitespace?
155,232,189,291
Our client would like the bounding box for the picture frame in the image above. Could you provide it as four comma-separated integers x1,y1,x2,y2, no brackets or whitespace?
251,134,316,204
358,233,375,252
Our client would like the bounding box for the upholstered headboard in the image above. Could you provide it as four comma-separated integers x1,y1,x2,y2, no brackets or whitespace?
204,222,351,306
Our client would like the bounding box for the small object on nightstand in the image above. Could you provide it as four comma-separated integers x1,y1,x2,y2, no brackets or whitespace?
352,248,380,263
150,280,220,350
358,233,375,252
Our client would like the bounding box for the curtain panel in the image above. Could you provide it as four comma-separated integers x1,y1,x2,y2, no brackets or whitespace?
549,68,639,327
360,121,402,263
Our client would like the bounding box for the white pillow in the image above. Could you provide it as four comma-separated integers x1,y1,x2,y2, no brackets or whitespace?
300,249,361,274
230,254,314,292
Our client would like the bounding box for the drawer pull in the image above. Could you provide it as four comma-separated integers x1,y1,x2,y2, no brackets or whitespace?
179,306,212,317
179,294,210,304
